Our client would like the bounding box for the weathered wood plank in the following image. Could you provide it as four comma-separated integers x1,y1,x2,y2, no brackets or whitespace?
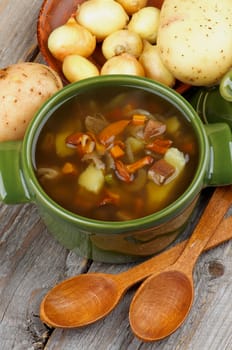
0,0,43,66
0,2,88,349
0,204,62,349
1,0,232,349
0,203,88,350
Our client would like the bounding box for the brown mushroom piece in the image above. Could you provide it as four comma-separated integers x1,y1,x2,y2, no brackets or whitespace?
143,119,166,140
148,158,175,185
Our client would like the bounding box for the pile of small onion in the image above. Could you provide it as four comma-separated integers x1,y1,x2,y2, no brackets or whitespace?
47,0,175,87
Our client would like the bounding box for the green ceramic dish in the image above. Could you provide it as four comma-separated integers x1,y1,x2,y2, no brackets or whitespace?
0,75,232,263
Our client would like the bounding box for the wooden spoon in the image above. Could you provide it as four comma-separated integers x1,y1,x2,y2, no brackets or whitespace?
40,187,232,329
129,186,232,341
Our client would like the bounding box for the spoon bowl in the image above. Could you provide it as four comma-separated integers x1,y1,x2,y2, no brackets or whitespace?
129,186,232,341
129,270,193,341
40,187,232,329
41,274,120,328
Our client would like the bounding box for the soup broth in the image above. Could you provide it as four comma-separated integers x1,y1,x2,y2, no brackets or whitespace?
34,86,199,221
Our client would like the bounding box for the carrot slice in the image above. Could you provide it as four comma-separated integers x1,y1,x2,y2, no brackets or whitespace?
110,144,125,158
62,162,78,175
131,114,147,125
98,119,130,145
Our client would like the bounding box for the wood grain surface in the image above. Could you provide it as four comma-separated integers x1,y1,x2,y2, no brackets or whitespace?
0,1,232,349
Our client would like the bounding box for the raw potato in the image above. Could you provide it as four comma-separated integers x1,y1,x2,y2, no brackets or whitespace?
157,0,232,86
0,62,63,142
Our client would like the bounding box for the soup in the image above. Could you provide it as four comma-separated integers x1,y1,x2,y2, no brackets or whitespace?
34,86,199,221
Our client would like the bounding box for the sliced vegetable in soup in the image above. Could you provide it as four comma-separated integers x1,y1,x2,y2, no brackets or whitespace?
34,86,199,221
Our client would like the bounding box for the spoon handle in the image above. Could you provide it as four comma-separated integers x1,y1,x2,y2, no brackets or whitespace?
172,186,232,274
118,187,232,288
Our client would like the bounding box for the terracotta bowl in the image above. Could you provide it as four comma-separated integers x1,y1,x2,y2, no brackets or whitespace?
37,0,190,93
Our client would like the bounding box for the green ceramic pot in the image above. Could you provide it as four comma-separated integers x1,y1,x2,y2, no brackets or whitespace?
0,75,232,263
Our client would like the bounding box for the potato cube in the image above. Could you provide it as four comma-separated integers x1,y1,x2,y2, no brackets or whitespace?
78,163,104,194
166,116,180,135
55,131,76,157
164,147,186,173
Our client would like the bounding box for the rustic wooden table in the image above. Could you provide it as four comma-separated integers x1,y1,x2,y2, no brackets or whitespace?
1,1,232,349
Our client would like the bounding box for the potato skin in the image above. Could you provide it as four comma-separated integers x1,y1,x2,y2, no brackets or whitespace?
0,62,63,141
157,0,232,86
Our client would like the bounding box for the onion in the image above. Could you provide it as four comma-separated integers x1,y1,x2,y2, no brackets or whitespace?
47,18,96,61
62,55,99,83
102,29,143,59
101,53,145,76
76,0,129,41
139,41,176,87
128,7,160,44
116,0,148,15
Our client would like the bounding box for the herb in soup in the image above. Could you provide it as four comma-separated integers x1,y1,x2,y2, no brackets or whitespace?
34,87,199,221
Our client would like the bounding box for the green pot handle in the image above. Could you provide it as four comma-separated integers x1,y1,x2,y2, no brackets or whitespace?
204,123,232,186
0,141,31,204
